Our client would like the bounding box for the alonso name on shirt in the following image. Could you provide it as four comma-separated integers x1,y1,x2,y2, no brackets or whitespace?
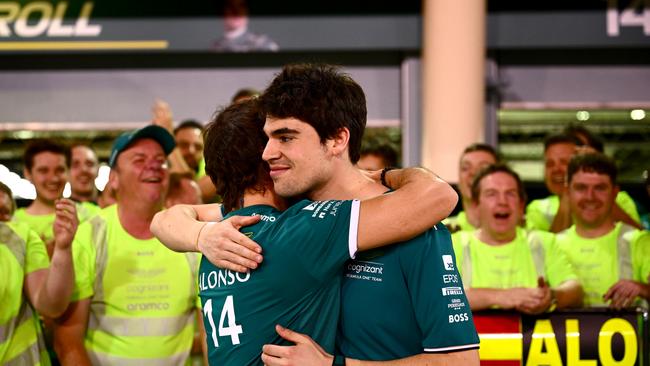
199,269,251,291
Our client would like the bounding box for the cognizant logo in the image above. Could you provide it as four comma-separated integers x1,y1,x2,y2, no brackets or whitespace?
347,261,383,275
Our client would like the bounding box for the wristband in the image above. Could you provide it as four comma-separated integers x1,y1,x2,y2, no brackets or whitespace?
332,355,346,366
380,167,396,188
195,222,208,252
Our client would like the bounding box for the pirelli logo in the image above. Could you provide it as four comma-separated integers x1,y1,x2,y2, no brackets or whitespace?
442,286,463,296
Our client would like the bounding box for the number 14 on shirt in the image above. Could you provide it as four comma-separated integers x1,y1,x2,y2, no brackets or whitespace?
203,295,243,347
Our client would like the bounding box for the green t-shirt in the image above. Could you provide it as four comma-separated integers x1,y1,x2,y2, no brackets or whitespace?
443,211,476,232
452,227,576,289
13,202,100,242
200,200,359,366
0,221,50,365
338,223,480,361
526,191,641,231
555,222,650,306
71,204,199,365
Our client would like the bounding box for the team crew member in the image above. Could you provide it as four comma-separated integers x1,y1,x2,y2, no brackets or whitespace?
69,144,100,205
14,140,98,255
526,134,641,232
0,199,78,365
452,164,583,314
181,64,479,365
0,181,15,222
54,126,200,365
445,143,500,232
556,153,650,308
151,98,459,365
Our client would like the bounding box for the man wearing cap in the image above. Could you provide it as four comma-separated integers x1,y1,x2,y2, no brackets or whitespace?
53,125,200,365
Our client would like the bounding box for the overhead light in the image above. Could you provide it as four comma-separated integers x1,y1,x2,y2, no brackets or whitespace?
630,109,646,120
576,111,590,121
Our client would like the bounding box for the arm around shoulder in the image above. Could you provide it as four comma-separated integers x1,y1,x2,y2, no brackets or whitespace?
151,203,223,252
357,167,458,251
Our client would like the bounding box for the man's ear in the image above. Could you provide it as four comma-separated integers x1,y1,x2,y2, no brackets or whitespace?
108,169,119,192
23,168,32,183
329,127,350,157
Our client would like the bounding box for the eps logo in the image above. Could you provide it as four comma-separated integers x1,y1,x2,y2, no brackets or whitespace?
449,313,469,323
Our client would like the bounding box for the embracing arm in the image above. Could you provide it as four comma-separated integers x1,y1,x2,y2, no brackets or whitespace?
150,203,262,272
261,325,479,366
151,203,222,252
356,167,457,251
54,299,92,366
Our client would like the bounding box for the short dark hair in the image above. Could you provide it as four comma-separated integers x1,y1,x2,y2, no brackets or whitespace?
203,99,268,213
461,143,501,163
174,119,204,135
471,163,526,203
0,181,15,215
232,88,260,103
260,63,367,163
563,125,604,153
23,139,70,171
543,133,582,152
567,153,617,185
360,144,399,168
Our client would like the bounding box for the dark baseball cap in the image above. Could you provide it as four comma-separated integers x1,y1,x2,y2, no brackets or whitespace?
109,125,176,167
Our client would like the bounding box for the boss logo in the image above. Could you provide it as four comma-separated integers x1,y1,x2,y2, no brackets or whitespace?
448,313,469,323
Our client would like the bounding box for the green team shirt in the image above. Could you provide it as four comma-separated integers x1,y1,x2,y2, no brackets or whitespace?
443,211,476,232
526,191,641,231
71,205,199,365
13,202,100,242
451,227,576,289
0,221,50,365
555,222,650,306
338,223,479,361
199,199,360,366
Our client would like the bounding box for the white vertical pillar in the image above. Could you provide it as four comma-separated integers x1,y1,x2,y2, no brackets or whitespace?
421,0,486,182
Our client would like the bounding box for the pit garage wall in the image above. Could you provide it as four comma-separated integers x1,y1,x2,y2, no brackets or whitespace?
0,67,401,129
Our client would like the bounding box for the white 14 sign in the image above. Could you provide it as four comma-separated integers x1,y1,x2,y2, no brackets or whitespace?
203,296,243,347
607,0,650,36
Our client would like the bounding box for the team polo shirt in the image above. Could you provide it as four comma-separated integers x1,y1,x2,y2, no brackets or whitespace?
71,204,199,365
337,223,479,361
555,223,650,306
451,228,576,289
13,202,100,242
526,192,641,231
199,199,360,366
443,211,476,232
0,222,50,365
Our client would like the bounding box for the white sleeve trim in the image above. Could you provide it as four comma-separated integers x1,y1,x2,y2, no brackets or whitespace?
348,200,360,259
423,343,480,353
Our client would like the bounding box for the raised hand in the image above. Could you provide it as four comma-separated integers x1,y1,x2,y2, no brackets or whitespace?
53,198,79,250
